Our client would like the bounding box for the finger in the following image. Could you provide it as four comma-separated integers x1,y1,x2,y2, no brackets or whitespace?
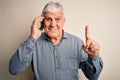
83,42,89,51
35,16,44,22
83,39,91,49
83,41,90,50
33,16,44,27
86,40,91,48
89,41,96,48
89,41,100,52
90,41,100,49
85,26,91,41
83,42,86,48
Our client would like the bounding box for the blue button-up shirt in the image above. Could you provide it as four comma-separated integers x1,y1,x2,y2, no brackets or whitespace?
9,32,103,80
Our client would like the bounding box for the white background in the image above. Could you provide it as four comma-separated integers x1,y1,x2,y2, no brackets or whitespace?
0,0,120,80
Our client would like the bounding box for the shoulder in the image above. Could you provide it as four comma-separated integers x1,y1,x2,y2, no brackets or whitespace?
37,32,47,40
64,32,83,42
64,32,84,47
64,32,84,51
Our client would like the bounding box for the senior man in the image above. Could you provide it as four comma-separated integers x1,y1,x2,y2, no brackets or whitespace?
9,1,103,80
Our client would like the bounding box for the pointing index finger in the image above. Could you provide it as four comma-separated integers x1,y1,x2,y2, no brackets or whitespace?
84,26,92,48
84,26,94,48
85,25,91,41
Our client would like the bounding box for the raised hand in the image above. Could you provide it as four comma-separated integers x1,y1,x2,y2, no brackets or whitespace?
83,26,100,57
31,16,44,39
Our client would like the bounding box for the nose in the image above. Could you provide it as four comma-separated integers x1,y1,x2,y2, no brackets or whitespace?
50,20,56,27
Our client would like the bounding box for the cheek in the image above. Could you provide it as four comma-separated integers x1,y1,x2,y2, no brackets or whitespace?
61,21,65,28
44,22,49,27
60,24,64,29
58,21,65,28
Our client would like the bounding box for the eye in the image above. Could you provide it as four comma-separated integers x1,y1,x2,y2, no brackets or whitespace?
45,17,52,22
56,18,61,22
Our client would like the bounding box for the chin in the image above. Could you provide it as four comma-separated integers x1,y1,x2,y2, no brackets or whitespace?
48,33,59,38
49,34,58,38
45,29,62,38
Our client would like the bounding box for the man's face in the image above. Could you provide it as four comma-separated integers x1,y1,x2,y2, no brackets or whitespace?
43,10,65,38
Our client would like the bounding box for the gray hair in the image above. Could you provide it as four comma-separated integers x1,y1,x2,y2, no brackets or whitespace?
42,1,64,15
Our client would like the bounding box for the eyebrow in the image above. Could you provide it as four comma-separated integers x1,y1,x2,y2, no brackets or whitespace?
44,16,63,18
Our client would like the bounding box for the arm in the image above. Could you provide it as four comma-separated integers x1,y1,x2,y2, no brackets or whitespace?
9,36,37,75
9,16,44,75
80,26,103,79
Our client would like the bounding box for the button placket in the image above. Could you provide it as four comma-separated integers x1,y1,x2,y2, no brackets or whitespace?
53,47,59,80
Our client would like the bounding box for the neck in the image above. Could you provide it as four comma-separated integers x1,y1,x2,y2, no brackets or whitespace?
50,32,63,46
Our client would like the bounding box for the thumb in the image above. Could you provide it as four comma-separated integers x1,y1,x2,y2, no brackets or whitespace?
83,41,90,49
83,42,87,48
82,42,89,52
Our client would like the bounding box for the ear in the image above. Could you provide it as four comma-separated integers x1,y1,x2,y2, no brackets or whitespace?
63,17,66,24
64,17,66,22
63,17,66,27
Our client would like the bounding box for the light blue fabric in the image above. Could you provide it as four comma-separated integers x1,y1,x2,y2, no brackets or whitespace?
9,32,103,80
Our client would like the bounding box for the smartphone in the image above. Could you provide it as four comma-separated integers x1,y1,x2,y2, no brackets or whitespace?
40,20,44,30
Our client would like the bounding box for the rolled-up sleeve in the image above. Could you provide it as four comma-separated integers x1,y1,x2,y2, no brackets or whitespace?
79,55,103,80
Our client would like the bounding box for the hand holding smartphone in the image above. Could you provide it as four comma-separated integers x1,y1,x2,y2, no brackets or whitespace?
31,16,44,39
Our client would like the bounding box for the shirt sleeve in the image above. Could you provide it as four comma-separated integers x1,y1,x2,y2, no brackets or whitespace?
79,54,103,80
9,36,37,75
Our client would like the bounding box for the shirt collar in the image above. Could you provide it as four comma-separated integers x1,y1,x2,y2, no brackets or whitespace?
63,31,70,39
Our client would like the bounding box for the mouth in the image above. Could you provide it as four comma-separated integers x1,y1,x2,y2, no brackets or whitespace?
48,27,58,31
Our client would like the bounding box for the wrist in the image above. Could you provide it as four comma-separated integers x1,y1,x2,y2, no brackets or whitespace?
31,34,39,40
